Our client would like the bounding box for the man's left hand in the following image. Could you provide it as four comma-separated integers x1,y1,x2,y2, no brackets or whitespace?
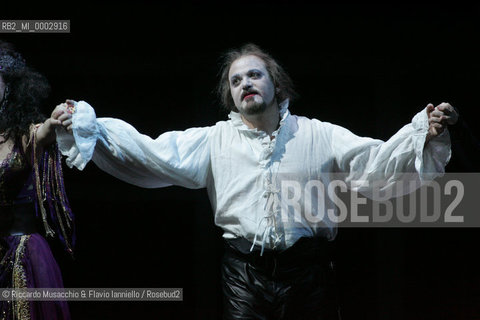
426,102,458,142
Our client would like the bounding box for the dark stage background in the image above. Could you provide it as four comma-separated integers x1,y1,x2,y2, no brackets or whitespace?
2,2,480,319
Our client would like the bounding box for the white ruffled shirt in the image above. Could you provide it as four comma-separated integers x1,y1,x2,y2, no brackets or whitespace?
56,100,451,253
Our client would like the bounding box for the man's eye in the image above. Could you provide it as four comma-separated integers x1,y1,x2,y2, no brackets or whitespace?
251,72,260,79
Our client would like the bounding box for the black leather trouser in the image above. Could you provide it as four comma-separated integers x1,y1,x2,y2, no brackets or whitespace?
221,237,341,320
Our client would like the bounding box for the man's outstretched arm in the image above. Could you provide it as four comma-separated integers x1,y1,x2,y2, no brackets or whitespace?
53,100,213,189
328,102,452,198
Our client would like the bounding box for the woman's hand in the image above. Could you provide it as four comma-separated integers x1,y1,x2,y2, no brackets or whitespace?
35,102,68,147
53,100,77,132
56,100,76,132
35,100,76,147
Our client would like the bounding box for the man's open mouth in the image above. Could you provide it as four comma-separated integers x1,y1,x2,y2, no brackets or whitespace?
242,91,258,100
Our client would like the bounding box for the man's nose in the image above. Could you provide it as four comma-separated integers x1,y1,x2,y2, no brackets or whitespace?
242,79,252,90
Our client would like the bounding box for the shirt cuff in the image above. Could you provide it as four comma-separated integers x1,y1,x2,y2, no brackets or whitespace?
56,101,99,170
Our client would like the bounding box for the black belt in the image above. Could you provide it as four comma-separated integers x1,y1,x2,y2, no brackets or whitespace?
224,236,335,275
0,202,39,236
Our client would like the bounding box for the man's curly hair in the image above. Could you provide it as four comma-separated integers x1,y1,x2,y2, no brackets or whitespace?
0,40,50,144
217,43,297,112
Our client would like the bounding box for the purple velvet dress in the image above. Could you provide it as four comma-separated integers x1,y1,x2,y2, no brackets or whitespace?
0,140,74,320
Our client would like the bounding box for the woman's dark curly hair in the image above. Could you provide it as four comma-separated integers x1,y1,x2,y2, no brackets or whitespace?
217,43,297,112
0,40,50,143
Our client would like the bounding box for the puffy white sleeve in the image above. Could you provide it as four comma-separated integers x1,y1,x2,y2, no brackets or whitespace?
56,101,211,189
330,107,451,197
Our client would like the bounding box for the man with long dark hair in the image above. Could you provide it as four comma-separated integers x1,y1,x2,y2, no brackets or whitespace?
55,43,454,319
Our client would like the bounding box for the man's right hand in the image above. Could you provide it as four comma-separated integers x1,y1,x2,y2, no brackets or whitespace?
52,99,77,133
